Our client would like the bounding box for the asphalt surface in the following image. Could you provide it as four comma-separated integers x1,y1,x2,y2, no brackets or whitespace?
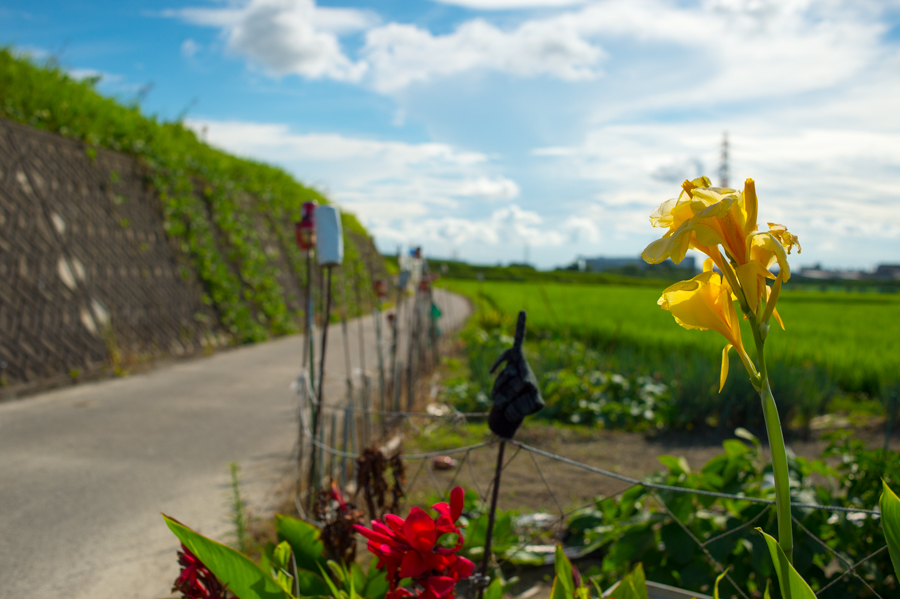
0,288,470,599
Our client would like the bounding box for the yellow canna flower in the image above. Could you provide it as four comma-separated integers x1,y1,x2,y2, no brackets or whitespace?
643,178,798,319
657,264,755,391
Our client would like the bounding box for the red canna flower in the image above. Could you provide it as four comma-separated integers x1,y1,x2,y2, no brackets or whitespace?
172,544,231,599
355,487,473,599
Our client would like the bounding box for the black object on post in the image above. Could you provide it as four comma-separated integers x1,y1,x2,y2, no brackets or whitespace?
487,311,545,439
476,311,543,599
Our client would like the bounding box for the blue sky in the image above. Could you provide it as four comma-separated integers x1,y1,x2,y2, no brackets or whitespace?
3,0,900,270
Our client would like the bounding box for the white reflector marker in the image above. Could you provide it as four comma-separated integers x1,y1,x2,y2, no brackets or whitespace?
315,205,344,266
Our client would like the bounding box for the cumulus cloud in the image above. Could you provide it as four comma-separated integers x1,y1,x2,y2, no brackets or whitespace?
361,18,604,92
371,204,593,252
170,0,371,81
430,0,588,9
181,38,201,58
168,0,606,91
185,118,520,220
458,176,520,201
167,0,888,98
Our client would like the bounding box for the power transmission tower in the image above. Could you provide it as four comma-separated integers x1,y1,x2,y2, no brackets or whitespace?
718,132,729,188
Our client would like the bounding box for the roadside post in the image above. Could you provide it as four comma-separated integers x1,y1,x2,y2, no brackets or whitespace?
373,278,388,437
307,204,344,507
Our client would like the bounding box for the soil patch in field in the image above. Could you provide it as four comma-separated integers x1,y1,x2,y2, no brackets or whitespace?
404,421,900,515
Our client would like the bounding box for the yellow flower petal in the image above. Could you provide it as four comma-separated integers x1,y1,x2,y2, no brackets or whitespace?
658,271,744,352
720,344,733,393
743,179,758,236
761,272,785,329
750,231,791,281
767,222,801,255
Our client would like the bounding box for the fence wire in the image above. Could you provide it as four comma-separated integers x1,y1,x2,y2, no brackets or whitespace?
293,287,888,597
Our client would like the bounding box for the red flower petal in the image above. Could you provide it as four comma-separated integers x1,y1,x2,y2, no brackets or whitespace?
456,557,476,579
399,550,429,578
403,507,437,552
355,525,394,546
432,502,451,519
449,487,465,522
384,514,406,535
373,520,396,538
435,515,458,536
427,576,457,598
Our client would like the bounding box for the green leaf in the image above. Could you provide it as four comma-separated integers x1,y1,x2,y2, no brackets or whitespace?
163,514,293,599
550,545,574,599
483,577,503,599
363,561,389,599
272,541,292,569
502,548,546,566
722,439,750,459
658,455,690,477
756,529,816,599
880,479,900,579
317,563,344,599
608,563,648,599
276,514,326,573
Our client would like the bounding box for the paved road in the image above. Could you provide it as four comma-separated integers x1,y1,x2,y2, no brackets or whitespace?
0,289,470,599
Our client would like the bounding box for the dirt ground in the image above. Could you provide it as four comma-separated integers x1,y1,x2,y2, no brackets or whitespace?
403,420,899,515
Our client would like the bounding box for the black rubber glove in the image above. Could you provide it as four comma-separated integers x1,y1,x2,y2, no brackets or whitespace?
488,311,544,438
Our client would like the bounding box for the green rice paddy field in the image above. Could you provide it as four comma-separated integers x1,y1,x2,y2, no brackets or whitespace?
443,279,900,397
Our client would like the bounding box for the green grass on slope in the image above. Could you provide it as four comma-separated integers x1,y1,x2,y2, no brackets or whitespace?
0,47,375,342
443,279,900,397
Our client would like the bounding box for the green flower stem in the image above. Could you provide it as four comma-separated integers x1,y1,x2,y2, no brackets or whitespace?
750,312,794,567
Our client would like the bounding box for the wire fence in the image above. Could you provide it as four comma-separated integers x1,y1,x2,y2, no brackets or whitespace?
292,277,889,598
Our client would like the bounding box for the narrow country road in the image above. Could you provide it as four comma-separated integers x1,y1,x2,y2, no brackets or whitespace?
0,289,471,599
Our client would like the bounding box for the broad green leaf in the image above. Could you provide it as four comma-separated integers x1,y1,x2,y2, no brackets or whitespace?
363,561,389,599
276,514,326,573
326,560,346,584
763,580,772,599
735,427,759,446
502,548,546,566
550,545,574,599
880,480,900,579
756,529,816,599
163,514,293,599
607,563,648,599
270,540,296,595
483,577,503,599
658,455,690,477
350,562,367,596
723,439,750,459
272,541,292,569
318,562,344,599
293,569,332,596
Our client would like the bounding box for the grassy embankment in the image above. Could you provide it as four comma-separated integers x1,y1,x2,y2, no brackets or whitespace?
0,47,378,343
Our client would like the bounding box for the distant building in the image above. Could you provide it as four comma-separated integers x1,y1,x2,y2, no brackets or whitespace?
798,263,900,281
581,255,696,273
875,264,900,280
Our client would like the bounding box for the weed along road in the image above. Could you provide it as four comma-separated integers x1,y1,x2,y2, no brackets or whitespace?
0,289,470,599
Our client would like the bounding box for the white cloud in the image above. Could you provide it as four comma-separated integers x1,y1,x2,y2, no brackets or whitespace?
167,0,888,98
170,0,370,81
371,204,586,250
430,0,588,9
169,0,606,91
185,118,522,226
181,38,201,58
362,18,604,92
172,0,900,268
458,176,520,201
